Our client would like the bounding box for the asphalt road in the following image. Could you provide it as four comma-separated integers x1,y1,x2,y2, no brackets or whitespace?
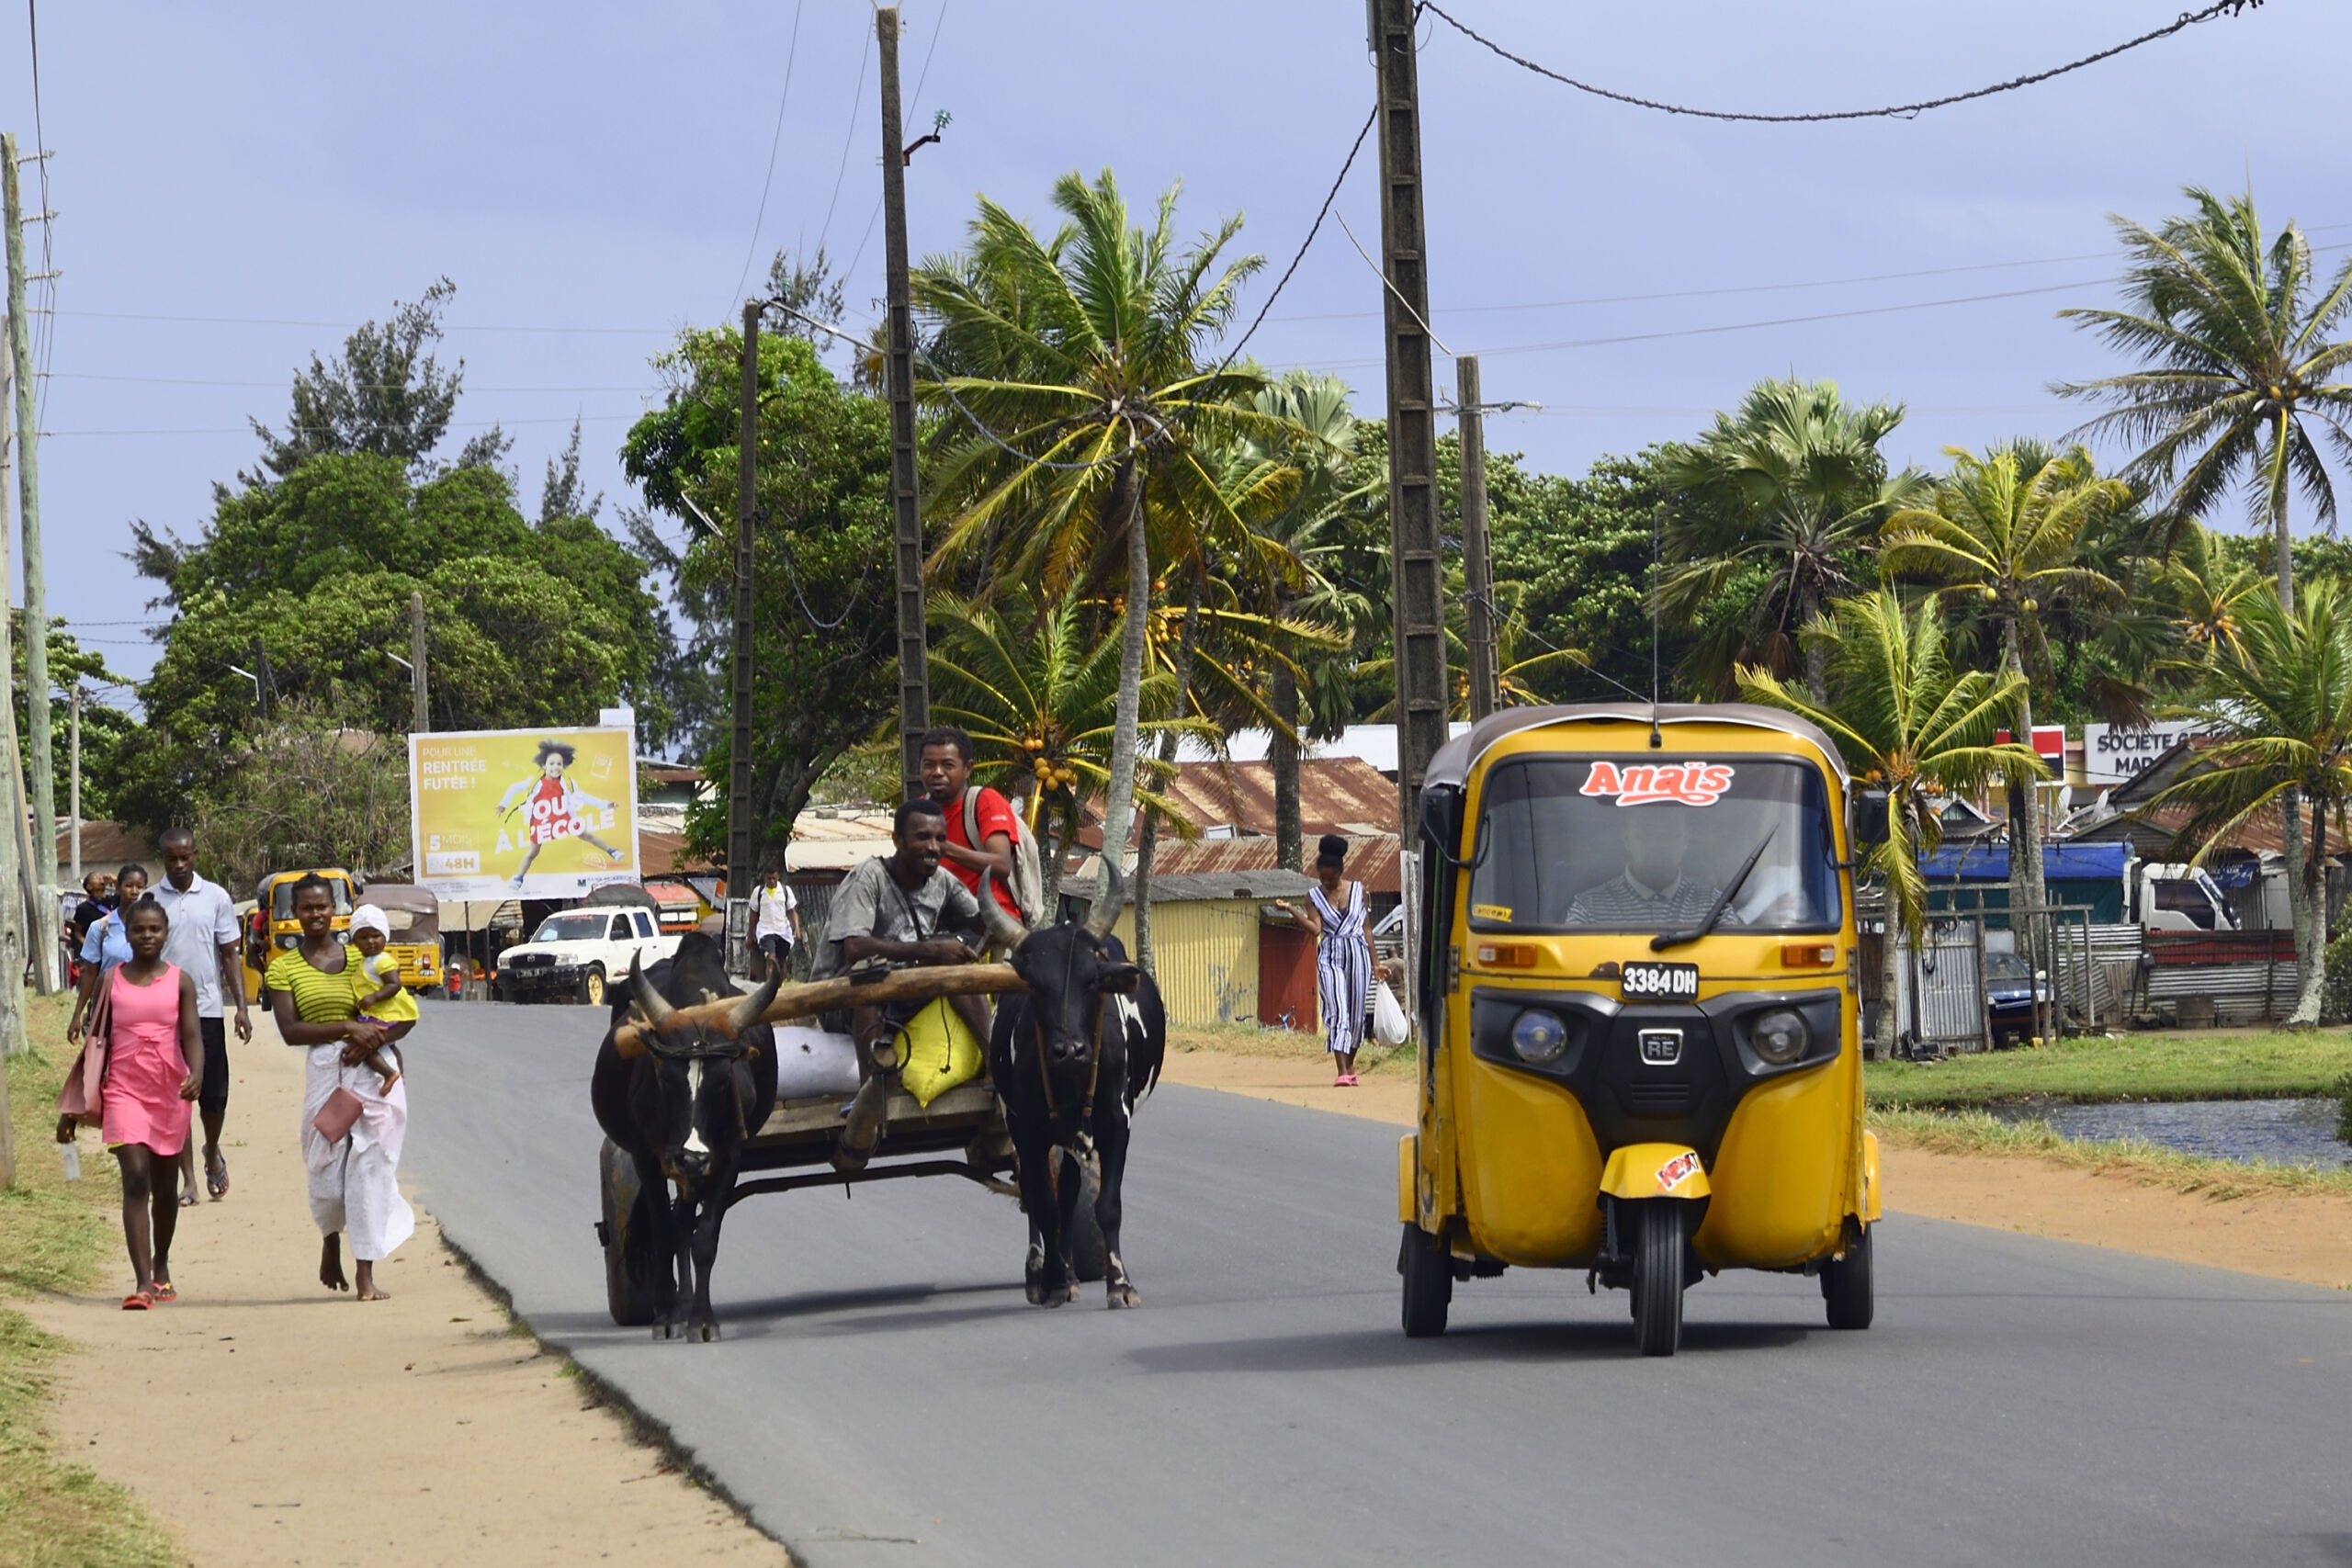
401,997,2352,1568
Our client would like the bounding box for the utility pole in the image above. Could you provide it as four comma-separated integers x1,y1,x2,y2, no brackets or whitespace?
66,683,78,887
0,310,30,1057
1456,355,1498,722
877,6,930,799
1371,0,1453,838
4,136,56,994
727,299,759,964
408,591,429,733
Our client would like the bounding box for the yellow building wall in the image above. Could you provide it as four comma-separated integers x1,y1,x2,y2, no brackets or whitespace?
1106,899,1262,1028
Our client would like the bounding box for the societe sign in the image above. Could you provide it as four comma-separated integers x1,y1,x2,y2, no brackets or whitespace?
2081,722,2198,785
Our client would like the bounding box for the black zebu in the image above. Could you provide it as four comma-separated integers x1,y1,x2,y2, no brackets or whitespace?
590,933,780,1340
975,866,1165,1308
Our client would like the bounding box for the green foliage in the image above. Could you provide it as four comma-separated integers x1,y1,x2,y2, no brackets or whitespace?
622,325,895,874
11,622,139,823
189,699,414,892
1865,1024,2352,1107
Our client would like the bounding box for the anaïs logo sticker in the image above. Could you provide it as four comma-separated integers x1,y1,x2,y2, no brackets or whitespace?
1580,760,1736,807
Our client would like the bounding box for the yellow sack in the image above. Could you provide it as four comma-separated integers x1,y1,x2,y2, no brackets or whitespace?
896,997,984,1108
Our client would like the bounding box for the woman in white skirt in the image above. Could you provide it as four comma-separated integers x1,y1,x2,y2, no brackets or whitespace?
1275,836,1375,1087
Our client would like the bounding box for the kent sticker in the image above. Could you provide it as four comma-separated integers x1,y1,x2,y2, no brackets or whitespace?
1472,903,1514,922
1581,760,1735,807
1654,1151,1704,1192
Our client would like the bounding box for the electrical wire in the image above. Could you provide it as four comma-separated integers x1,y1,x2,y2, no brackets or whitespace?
728,0,808,312
843,0,952,286
25,0,55,424
1421,0,2267,124
53,309,673,334
1214,103,1377,374
813,25,873,259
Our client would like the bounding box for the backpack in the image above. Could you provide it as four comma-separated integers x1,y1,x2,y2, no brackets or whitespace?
965,786,1045,927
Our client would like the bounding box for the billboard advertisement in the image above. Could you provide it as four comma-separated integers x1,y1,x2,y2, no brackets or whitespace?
409,727,640,900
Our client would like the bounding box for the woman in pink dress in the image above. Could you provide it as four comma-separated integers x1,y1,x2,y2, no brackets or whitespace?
67,896,204,1308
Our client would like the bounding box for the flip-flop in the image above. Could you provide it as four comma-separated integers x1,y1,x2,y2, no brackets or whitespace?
152,1282,177,1303
206,1149,230,1200
121,1292,153,1311
178,1190,198,1208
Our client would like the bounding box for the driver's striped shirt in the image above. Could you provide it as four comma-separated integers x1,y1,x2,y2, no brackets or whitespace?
1563,874,1732,929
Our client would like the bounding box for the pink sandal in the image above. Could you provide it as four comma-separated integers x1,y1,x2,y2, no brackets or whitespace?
1334,1073,1358,1088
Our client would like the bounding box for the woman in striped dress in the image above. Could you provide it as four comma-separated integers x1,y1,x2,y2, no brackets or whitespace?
1275,836,1375,1088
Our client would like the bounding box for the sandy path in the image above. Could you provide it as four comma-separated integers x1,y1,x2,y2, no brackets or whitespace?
25,1011,791,1567
1159,1049,2352,1292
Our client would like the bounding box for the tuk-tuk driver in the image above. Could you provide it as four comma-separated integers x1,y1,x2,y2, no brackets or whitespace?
1565,807,1738,928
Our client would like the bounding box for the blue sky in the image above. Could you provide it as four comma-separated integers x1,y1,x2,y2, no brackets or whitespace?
3,0,2346,704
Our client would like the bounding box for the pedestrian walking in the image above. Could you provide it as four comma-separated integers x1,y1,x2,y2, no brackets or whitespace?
266,874,413,1302
1273,836,1375,1087
748,865,802,980
56,896,204,1308
150,828,253,1203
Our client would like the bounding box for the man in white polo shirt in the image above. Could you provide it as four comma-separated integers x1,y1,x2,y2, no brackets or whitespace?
152,827,253,1204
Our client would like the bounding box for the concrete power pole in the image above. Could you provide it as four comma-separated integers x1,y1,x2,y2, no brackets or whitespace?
408,591,429,734
3,136,57,993
1456,355,1499,722
0,311,30,1058
66,683,78,886
1371,0,1453,838
876,6,931,800
726,299,759,968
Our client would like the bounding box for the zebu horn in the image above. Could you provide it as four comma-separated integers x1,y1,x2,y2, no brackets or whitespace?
976,869,1030,953
726,969,784,1038
618,957,676,1057
1083,859,1124,942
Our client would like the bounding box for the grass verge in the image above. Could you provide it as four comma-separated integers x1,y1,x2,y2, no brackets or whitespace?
0,989,178,1567
1873,1105,2352,1201
1166,1021,1419,1077
1866,1029,2352,1108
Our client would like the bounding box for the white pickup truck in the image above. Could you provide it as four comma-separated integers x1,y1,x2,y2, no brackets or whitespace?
494,904,678,1006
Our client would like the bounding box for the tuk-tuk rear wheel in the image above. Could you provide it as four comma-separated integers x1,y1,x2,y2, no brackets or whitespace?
1631,1201,1685,1357
1398,1224,1451,1337
1821,1223,1873,1330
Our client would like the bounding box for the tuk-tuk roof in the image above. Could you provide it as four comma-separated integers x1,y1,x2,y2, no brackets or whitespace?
1423,703,1851,791
362,884,439,914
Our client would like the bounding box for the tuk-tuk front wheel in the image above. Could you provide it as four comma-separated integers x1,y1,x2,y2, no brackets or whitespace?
1399,1224,1451,1337
1821,1223,1873,1330
1631,1201,1687,1357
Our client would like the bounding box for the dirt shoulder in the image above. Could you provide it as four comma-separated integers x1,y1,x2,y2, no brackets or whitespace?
22,1010,791,1567
1159,1045,2352,1292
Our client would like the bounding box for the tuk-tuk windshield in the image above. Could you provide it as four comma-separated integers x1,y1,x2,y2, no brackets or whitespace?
270,878,354,920
1471,755,1841,934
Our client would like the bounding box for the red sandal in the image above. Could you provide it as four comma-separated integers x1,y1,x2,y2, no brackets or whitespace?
120,1292,153,1311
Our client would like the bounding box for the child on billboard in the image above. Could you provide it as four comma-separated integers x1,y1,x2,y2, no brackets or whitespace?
495,739,627,890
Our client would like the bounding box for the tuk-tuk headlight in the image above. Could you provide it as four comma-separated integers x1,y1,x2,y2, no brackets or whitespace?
1751,1008,1808,1066
1510,1009,1571,1066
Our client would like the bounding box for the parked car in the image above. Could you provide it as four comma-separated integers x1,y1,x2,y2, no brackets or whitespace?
1984,951,2049,1048
493,898,676,1006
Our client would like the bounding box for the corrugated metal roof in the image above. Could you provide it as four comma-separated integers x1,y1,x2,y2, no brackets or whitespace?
1142,833,1403,894
1063,868,1317,904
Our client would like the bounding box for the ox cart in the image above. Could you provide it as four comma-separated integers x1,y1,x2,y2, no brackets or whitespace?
592,961,1110,1328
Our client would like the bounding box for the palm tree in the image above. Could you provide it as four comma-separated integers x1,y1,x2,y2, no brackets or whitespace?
2156,520,2263,670
1361,574,1586,718
914,171,1279,887
1658,378,1930,700
2148,583,2352,1027
1881,441,2127,928
2056,186,2352,612
925,586,1201,913
1737,592,2042,1058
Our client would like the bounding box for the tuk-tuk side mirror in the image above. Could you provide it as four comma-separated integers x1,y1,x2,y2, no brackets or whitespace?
1419,784,1465,863
1851,789,1891,849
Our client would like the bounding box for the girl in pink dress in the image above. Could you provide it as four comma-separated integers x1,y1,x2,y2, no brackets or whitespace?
75,897,203,1308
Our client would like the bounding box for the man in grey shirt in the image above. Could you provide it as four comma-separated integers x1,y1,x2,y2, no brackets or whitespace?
818,798,985,1171
1564,807,1736,929
151,827,253,1203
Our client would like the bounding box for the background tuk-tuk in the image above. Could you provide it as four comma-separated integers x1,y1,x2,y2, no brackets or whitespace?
1401,704,1882,1355
365,883,444,992
244,867,359,1001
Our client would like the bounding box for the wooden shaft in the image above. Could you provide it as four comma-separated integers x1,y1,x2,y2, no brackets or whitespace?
612,962,1026,1054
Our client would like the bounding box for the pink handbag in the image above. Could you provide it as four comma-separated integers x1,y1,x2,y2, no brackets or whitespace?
56,975,113,1126
312,1086,365,1145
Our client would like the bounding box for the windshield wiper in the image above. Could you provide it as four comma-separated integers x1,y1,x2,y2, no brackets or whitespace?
1650,829,1775,953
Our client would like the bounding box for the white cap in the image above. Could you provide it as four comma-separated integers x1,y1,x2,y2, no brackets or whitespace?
348,904,391,940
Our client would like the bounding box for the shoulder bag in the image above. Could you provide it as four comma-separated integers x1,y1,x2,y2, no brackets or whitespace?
56,970,116,1125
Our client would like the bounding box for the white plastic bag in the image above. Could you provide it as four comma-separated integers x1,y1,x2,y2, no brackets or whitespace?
1372,980,1409,1046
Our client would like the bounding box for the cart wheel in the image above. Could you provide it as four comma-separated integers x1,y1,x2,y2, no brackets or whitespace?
599,1139,661,1328
1066,1151,1108,1284
1398,1224,1451,1337
1821,1223,1874,1330
1631,1201,1686,1357
581,965,607,1008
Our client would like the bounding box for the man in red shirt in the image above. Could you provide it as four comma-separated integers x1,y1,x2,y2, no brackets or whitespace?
920,727,1023,930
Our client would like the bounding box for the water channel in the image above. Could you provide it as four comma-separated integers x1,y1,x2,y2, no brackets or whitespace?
1986,1096,2351,1169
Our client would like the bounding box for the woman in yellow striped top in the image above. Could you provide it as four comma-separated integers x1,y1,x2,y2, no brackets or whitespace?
266,874,413,1301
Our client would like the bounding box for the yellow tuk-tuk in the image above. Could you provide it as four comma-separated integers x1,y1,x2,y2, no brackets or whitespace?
1400,704,1883,1355
245,868,361,1000
365,884,444,991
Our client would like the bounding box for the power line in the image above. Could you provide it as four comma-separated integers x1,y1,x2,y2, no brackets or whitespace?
729,0,808,311
25,0,56,423
54,309,673,335
1422,0,2267,124
843,0,950,288
49,371,658,392
1216,103,1377,373
813,24,873,259
43,412,642,437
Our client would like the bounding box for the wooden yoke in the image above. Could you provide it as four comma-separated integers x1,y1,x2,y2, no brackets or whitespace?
611,963,1026,1055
